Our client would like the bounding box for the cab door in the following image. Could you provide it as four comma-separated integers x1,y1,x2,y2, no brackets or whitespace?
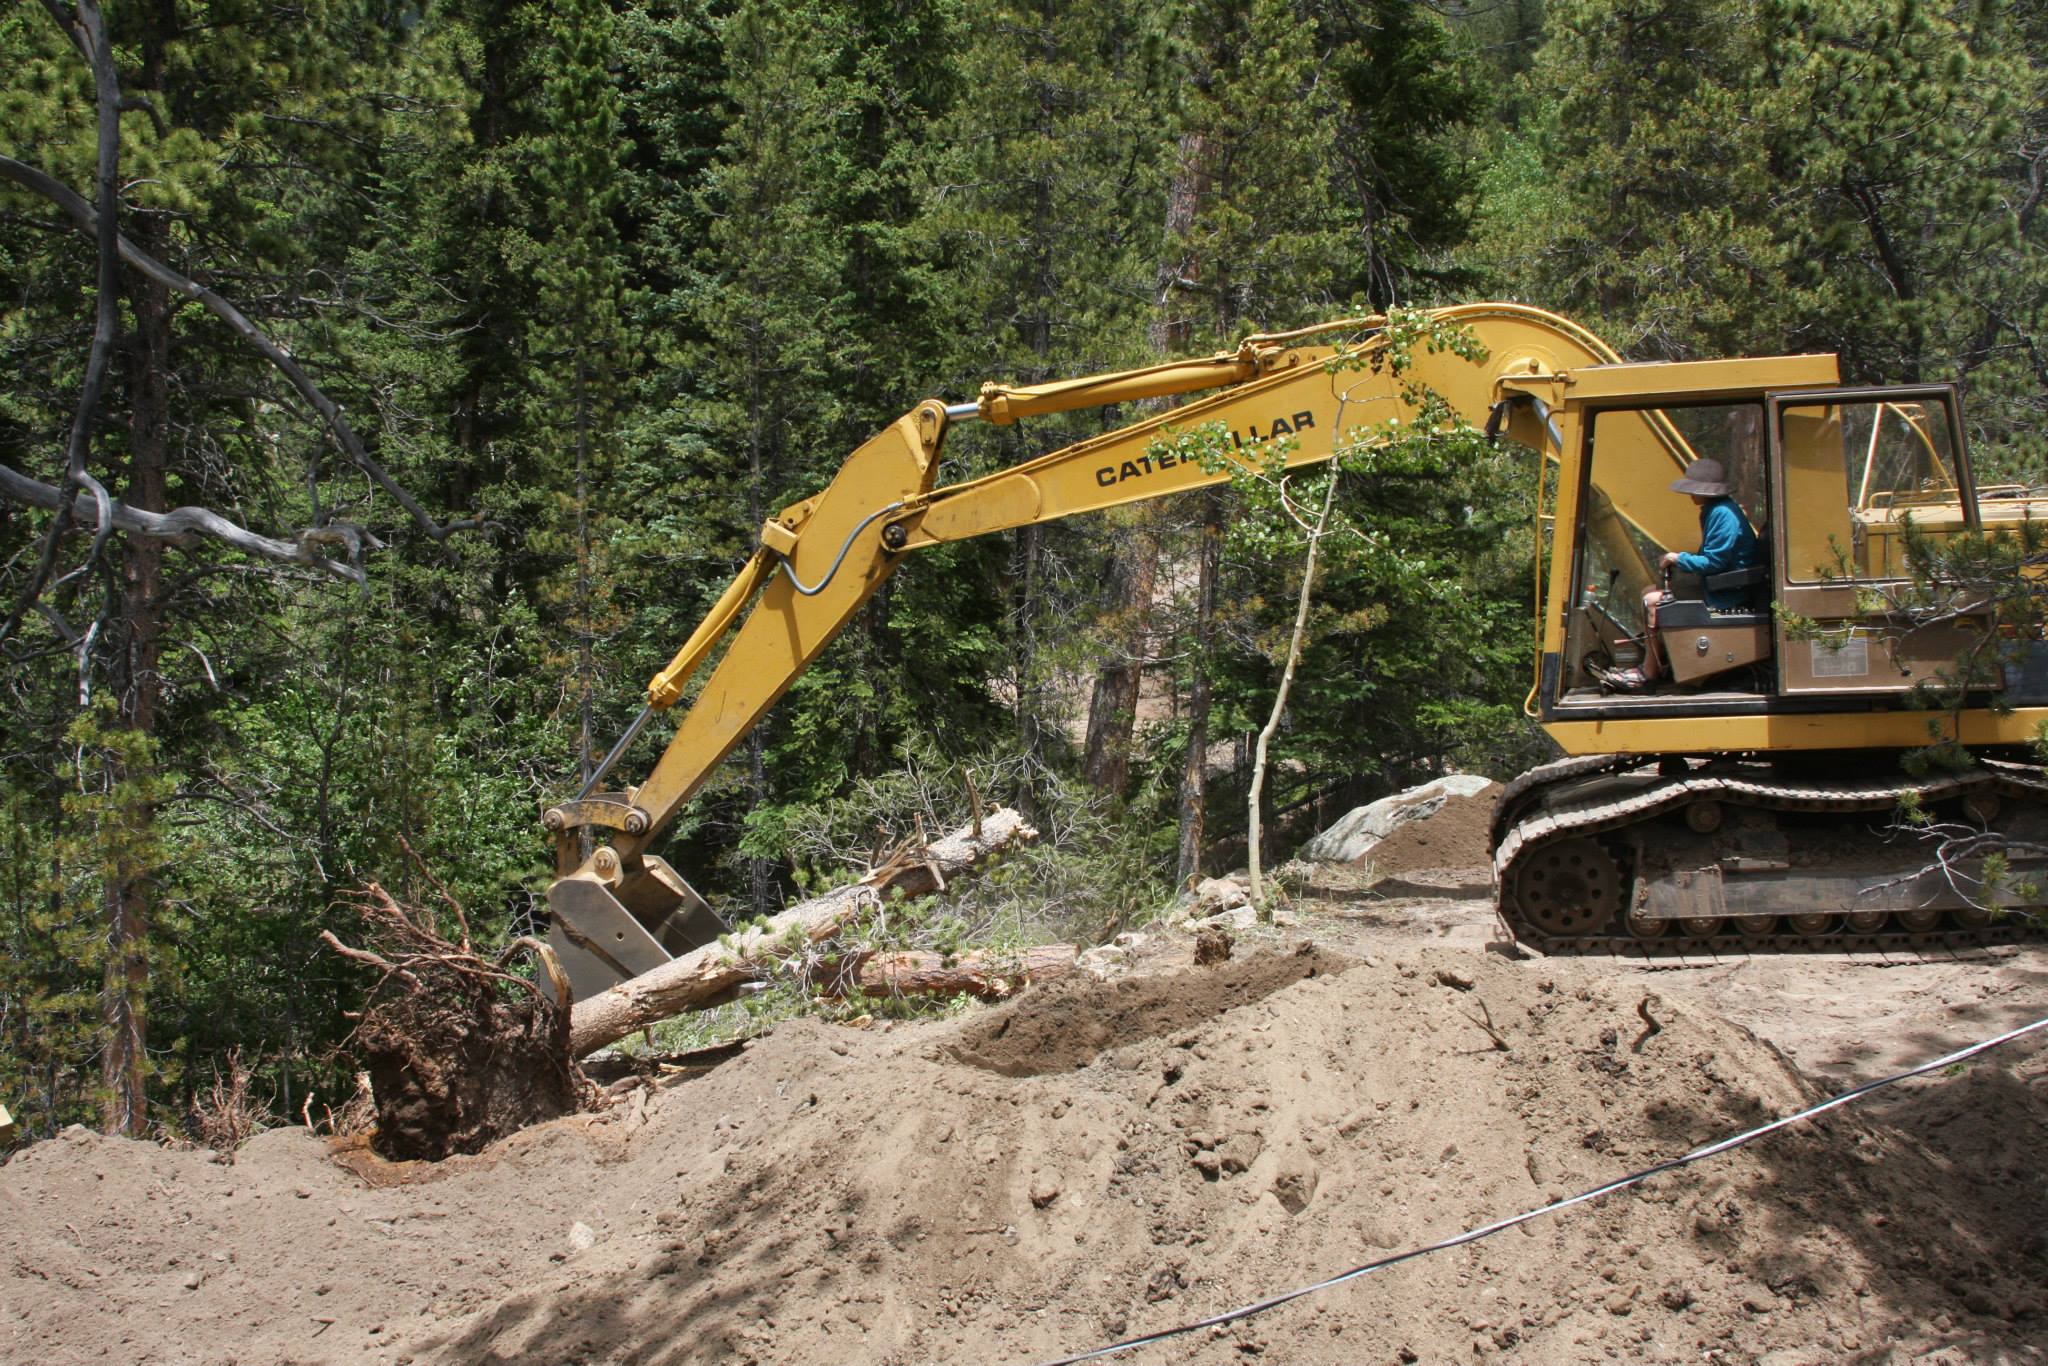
1768,386,1986,696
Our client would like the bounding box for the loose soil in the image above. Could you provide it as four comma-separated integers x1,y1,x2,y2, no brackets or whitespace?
5,815,2047,1365
1352,780,1503,876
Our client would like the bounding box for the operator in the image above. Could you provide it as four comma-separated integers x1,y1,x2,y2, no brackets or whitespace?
1619,457,1760,688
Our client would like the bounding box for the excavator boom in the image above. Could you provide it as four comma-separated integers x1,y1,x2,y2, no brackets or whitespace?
542,303,1710,996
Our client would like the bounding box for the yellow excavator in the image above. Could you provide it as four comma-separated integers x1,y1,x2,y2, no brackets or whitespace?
543,302,2048,998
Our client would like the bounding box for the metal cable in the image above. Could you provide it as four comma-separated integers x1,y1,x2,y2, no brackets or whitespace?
1027,1010,2048,1366
781,501,906,596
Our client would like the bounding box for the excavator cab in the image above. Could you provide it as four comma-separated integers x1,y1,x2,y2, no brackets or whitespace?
1545,373,2000,711
1564,397,1777,694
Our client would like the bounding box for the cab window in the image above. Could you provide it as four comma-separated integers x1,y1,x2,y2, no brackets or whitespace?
1778,394,1972,583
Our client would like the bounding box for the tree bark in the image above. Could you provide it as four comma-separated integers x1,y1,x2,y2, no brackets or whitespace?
1081,526,1157,795
1152,132,1207,353
1012,518,1048,787
1082,126,1211,798
1248,464,1340,901
1175,488,1224,887
741,348,779,918
0,464,365,582
568,807,1036,1057
100,207,173,1138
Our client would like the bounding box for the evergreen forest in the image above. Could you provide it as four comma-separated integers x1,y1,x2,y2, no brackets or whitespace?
1,0,2042,1138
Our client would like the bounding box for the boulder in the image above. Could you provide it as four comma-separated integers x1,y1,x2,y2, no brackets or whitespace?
1300,774,1494,864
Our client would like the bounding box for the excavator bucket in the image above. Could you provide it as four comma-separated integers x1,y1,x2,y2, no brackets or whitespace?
546,855,725,1001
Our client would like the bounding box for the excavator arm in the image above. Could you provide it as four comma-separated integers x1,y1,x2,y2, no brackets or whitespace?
542,303,1703,998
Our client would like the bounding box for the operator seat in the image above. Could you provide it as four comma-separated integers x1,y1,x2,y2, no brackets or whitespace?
1652,561,1772,686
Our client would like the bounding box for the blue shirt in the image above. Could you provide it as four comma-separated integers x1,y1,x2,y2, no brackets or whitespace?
1675,497,1760,609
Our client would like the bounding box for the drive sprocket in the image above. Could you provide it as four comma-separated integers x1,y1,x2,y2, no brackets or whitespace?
1511,837,1623,937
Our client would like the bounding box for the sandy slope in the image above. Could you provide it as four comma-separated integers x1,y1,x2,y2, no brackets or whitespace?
4,910,2045,1366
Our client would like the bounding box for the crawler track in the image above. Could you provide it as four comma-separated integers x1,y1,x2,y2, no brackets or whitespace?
1492,755,2048,957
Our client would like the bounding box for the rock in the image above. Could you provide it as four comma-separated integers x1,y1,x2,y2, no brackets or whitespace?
568,1221,597,1253
1194,927,1234,966
1300,774,1493,863
1029,1180,1059,1209
180,1271,203,1291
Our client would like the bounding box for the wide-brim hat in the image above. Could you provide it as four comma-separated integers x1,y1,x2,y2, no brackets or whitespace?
1671,457,1729,497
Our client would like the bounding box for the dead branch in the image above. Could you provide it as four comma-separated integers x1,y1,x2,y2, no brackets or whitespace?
1632,993,1664,1054
0,151,480,549
830,944,1079,1001
1861,820,2048,910
568,807,1038,1058
0,459,365,584
401,834,471,951
316,930,404,979
329,883,551,1002
1461,999,1511,1053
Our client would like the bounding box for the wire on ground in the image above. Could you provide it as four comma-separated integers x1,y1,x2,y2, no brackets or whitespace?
1027,1010,2048,1366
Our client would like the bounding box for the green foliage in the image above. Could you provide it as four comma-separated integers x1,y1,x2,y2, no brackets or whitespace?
1474,0,2046,461
0,0,2032,1136
1141,310,1548,834
0,703,183,1132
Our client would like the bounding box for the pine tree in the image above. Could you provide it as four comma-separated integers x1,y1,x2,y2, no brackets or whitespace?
526,0,633,803
0,0,490,1133
920,0,1174,797
1474,0,1783,357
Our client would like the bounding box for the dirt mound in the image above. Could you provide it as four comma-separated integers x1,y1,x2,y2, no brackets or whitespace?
1357,779,1502,875
4,944,2045,1366
948,944,1344,1076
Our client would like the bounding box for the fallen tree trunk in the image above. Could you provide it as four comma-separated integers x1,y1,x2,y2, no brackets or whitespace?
839,944,1079,1001
568,807,1036,1057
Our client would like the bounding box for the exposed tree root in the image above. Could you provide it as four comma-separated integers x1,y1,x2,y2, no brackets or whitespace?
324,880,589,1161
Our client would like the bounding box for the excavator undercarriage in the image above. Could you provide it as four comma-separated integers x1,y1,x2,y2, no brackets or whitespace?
1495,755,2048,956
